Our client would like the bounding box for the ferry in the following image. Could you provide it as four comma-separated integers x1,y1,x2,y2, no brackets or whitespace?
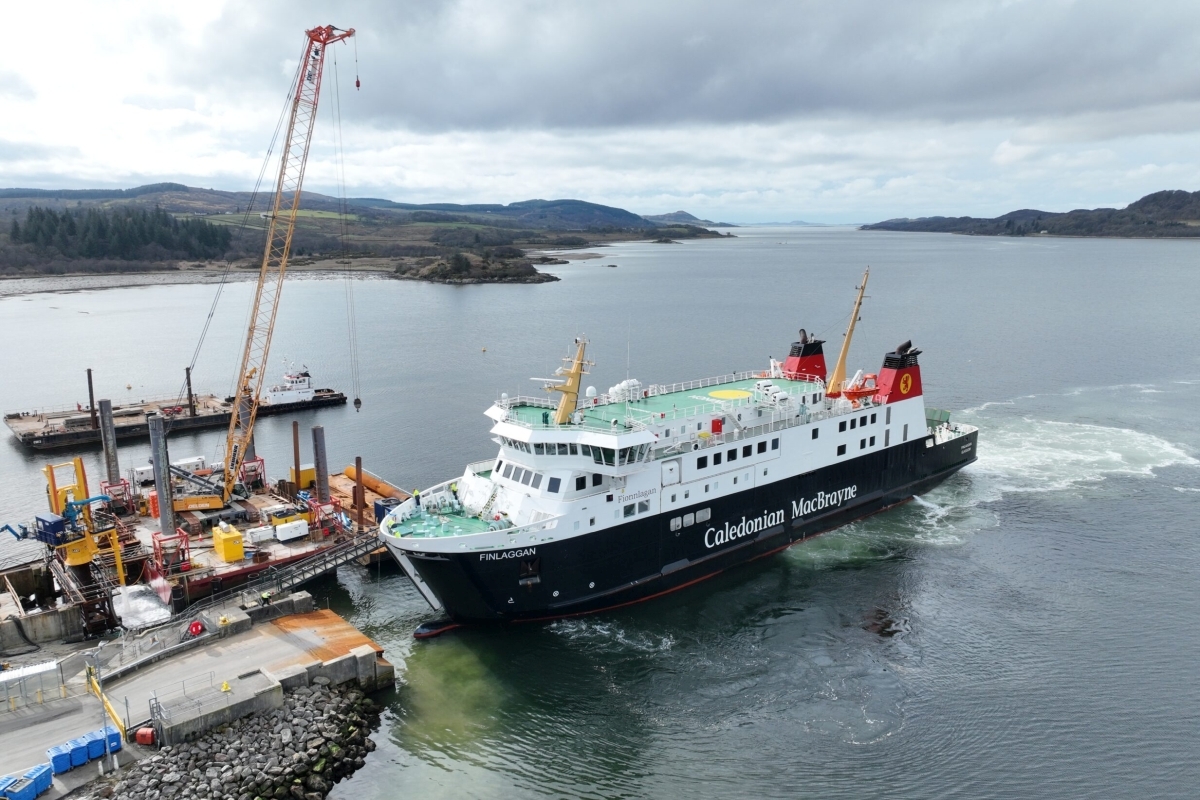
379,271,979,634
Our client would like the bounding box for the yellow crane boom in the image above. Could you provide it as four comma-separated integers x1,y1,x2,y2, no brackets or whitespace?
222,25,355,502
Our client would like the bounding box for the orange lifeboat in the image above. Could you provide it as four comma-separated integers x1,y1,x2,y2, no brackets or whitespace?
841,373,878,406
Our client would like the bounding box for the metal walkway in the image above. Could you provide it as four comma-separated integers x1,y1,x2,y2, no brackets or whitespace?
173,532,383,621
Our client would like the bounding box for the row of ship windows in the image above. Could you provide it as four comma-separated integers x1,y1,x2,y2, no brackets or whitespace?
495,461,561,493
500,436,650,467
697,438,778,469
834,424,908,456
838,412,878,433
667,468,769,505
669,508,712,531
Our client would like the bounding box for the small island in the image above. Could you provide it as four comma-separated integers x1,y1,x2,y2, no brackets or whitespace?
861,189,1200,238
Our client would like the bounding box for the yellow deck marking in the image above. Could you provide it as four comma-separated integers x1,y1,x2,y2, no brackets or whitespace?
709,389,752,400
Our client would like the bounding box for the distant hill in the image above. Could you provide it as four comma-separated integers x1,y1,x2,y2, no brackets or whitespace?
0,183,725,278
643,210,737,227
862,190,1200,238
0,185,669,232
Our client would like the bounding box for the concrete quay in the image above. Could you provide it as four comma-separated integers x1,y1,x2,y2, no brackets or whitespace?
0,590,395,798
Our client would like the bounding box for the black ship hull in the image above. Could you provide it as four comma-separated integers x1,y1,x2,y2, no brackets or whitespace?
10,391,346,450
392,429,978,624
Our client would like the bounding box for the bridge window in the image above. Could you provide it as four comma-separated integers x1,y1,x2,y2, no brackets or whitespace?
521,470,533,486
534,443,545,455
503,464,514,479
575,476,587,491
569,443,578,455
558,443,569,455
547,477,561,493
581,444,591,457
592,473,602,486
531,474,543,489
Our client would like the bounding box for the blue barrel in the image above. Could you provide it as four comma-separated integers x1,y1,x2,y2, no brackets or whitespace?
84,730,107,759
67,738,89,767
22,764,51,794
45,746,71,774
4,777,35,800
104,726,123,753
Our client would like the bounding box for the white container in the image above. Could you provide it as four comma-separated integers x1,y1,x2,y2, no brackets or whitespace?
245,525,275,544
171,456,207,474
274,519,309,542
131,465,155,485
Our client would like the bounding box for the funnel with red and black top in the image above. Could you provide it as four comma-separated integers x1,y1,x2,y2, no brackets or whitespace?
781,329,827,381
874,340,923,404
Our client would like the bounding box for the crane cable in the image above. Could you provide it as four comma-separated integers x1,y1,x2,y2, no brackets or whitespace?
331,45,363,411
166,72,300,436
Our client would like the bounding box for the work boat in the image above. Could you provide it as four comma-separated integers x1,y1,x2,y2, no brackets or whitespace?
380,270,979,636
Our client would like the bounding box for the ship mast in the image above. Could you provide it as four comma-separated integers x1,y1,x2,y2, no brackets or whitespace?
547,338,592,425
826,267,869,396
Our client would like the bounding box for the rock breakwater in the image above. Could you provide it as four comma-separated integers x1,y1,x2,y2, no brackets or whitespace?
93,679,379,800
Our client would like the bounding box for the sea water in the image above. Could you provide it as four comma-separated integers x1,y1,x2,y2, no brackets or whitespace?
1,227,1197,798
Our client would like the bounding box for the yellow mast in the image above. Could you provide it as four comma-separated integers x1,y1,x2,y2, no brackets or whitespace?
826,267,869,396
548,338,591,425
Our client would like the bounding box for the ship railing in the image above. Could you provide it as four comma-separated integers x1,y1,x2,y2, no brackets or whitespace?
653,397,881,458
644,369,763,397
466,459,495,476
495,394,557,410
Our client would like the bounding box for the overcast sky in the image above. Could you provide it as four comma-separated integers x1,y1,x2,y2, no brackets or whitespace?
3,1,1200,222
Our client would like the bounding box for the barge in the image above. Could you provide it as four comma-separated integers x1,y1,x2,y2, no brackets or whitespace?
5,367,346,450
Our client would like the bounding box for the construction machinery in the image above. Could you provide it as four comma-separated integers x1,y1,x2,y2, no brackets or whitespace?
170,24,356,512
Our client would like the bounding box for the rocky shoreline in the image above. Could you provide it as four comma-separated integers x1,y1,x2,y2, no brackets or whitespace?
80,679,380,800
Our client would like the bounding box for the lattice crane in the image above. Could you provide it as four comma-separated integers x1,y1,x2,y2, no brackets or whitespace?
222,24,355,502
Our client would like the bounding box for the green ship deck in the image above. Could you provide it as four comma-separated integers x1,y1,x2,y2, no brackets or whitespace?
504,373,825,431
385,508,498,539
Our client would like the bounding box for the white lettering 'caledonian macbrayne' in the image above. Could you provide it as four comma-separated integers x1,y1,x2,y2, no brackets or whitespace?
703,485,860,550
792,485,857,518
705,510,786,548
